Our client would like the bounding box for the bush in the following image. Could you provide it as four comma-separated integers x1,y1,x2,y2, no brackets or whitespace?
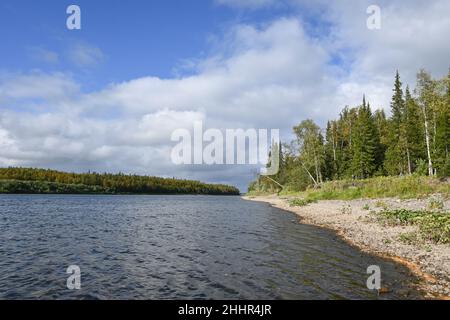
428,197,445,210
288,198,317,207
377,209,450,244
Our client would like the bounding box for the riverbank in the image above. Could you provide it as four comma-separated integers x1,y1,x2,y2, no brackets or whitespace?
242,194,450,299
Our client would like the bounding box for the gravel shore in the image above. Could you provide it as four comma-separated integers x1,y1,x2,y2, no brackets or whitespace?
242,195,450,299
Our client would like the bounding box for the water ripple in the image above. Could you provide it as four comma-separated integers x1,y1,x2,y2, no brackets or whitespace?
0,194,423,299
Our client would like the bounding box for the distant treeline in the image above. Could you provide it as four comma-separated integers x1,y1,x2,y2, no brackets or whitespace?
0,168,240,195
251,69,449,193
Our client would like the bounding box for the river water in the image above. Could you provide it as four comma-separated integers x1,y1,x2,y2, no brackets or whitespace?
0,194,423,299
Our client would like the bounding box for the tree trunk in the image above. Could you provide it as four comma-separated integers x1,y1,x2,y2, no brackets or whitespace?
331,124,338,175
300,161,318,187
422,107,434,176
406,147,412,175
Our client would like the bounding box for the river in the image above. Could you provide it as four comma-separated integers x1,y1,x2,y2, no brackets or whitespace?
0,194,423,299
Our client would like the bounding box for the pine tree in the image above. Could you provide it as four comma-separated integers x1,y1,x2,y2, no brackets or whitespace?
350,98,379,178
324,120,339,180
337,106,358,177
384,71,406,175
432,70,450,176
373,109,388,174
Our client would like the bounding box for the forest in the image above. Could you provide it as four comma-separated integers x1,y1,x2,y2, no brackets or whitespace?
250,69,449,193
0,167,240,195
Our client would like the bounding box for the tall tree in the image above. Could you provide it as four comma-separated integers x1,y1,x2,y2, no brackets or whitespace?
293,120,325,185
373,108,388,174
350,98,379,178
384,71,407,175
324,120,340,180
404,85,425,174
416,70,436,176
432,71,450,176
337,106,358,177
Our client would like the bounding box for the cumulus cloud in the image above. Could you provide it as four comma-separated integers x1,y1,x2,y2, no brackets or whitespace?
0,72,79,104
1,0,449,190
307,0,450,109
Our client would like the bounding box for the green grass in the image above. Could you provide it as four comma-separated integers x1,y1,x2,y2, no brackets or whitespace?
245,190,277,197
288,198,317,207
428,197,445,210
375,209,450,244
279,175,449,201
398,232,419,245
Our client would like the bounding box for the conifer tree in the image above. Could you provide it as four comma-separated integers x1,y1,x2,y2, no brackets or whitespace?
384,71,406,175
432,70,450,176
324,120,340,180
404,85,425,173
350,98,378,178
373,109,388,174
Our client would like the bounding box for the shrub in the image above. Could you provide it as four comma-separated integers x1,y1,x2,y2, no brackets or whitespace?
377,209,450,244
288,198,317,207
428,197,444,210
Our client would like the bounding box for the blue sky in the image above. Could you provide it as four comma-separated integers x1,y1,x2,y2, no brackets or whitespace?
0,0,449,191
0,0,297,89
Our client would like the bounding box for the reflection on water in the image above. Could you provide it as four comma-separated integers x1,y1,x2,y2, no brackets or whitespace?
0,194,423,299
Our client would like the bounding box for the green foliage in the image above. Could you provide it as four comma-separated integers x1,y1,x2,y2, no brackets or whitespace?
280,175,449,201
398,232,419,245
0,167,240,195
428,197,444,210
414,159,429,176
0,179,110,194
377,209,450,244
248,69,449,195
375,200,389,210
384,71,407,175
351,100,379,178
293,119,325,185
288,198,317,207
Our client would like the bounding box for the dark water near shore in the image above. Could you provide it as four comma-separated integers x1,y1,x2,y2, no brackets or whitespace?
0,194,423,299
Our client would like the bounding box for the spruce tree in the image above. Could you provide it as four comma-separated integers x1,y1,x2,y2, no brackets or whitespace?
404,85,425,173
432,71,450,176
324,120,340,180
373,109,388,174
350,98,379,178
384,71,406,175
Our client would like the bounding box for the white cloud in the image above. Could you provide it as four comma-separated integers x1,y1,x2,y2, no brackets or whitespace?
0,72,79,103
309,0,450,109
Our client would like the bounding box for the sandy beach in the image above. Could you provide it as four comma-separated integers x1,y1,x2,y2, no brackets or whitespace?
242,195,450,298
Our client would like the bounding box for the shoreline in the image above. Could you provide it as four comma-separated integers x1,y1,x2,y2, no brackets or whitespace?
242,194,450,299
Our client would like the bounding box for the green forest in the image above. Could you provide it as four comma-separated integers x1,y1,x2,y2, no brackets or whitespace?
0,167,240,195
250,69,449,193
